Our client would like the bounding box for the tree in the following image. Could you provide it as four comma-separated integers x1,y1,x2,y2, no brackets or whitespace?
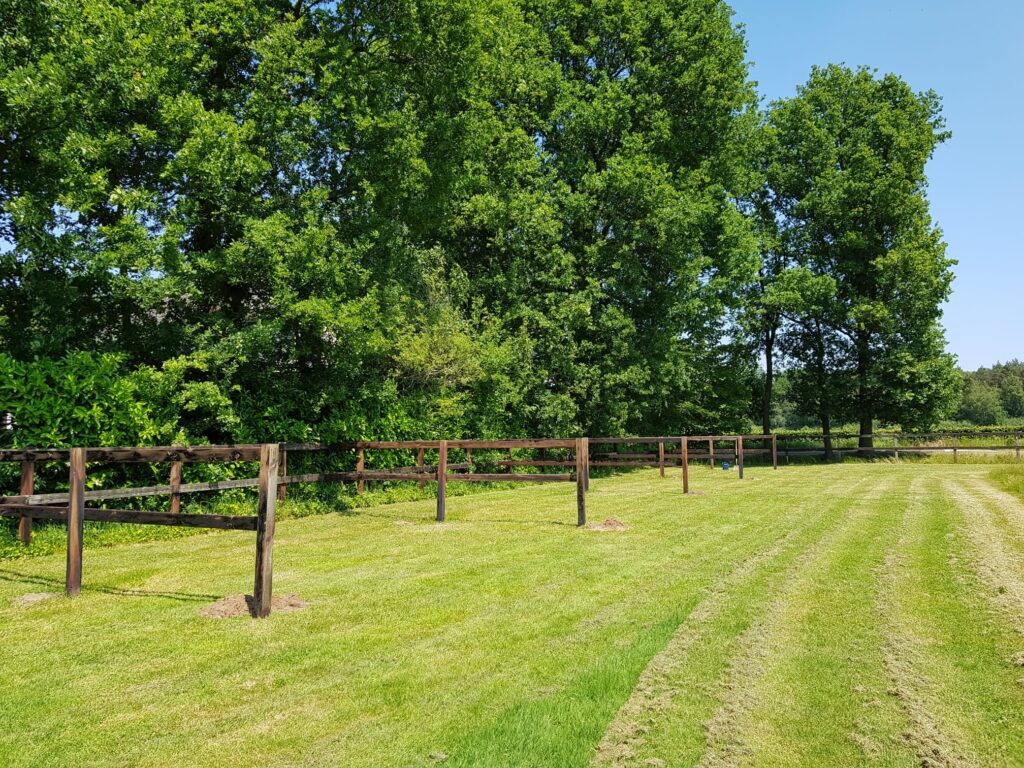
956,379,1005,426
1,0,760,445
744,137,792,435
954,360,1024,423
763,65,958,447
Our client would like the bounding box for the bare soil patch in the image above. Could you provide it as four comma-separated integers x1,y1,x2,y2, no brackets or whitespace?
588,518,628,532
200,593,309,618
13,592,59,607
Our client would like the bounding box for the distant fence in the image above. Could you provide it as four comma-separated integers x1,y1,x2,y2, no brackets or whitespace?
775,431,1023,463
0,435,778,616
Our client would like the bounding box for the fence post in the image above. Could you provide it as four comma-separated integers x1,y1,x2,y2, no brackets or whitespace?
1016,433,1020,463
737,436,744,480
709,438,714,469
658,441,665,477
417,447,426,489
576,438,587,526
356,447,365,495
772,434,778,470
893,435,899,462
277,449,288,501
436,440,448,523
66,448,86,597
169,460,183,513
584,437,590,491
681,436,689,494
18,461,34,545
254,442,279,618
952,436,958,465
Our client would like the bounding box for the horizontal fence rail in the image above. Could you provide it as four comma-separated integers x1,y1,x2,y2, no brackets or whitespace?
774,431,1023,463
0,435,779,615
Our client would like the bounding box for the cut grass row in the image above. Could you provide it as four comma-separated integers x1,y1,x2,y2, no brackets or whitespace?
1,463,1023,767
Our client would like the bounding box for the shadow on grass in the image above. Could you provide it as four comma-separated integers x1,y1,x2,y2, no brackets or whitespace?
0,567,220,602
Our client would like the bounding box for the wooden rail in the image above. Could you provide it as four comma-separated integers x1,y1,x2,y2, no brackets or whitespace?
774,431,1023,463
0,434,770,615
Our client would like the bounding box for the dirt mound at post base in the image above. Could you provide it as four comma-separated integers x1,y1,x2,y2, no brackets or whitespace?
588,518,629,532
13,592,59,607
200,593,308,618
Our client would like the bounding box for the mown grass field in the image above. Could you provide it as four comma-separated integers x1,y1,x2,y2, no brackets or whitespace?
2,462,1024,767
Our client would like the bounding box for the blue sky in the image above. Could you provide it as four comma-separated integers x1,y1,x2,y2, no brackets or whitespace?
729,0,1022,370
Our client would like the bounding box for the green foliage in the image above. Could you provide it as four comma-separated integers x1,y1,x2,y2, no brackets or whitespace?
757,65,959,436
1,8,963,445
953,360,1024,424
0,352,176,447
955,376,1006,426
1,0,761,444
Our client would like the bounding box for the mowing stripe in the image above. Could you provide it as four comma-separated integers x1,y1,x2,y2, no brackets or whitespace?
876,475,975,768
873,472,1024,767
695,472,918,768
945,478,1024,634
960,476,1024,559
590,472,878,767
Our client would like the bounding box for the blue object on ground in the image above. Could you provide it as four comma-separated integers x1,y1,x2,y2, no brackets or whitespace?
722,462,730,471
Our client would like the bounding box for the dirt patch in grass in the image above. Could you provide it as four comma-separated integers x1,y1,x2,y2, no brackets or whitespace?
588,518,629,532
200,593,309,618
13,592,59,607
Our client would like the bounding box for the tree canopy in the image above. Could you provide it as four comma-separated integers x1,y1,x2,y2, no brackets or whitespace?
755,64,959,445
0,2,962,446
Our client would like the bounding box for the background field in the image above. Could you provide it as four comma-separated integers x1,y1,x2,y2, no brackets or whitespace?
2,462,1024,767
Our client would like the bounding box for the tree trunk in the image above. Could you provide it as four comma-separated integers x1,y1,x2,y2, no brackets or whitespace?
821,414,833,460
762,326,775,435
856,332,874,456
858,413,874,456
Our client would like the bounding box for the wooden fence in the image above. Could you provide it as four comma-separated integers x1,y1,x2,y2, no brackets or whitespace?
775,431,1023,463
0,435,772,616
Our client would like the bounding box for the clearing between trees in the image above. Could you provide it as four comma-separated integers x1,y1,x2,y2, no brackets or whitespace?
2,463,1023,767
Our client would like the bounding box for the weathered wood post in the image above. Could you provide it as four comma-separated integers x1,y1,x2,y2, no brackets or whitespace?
417,447,426,489
1016,433,1021,463
436,440,448,522
356,446,365,494
466,447,473,468
584,437,590,491
66,448,86,597
952,436,958,465
893,435,899,462
681,436,689,494
772,434,778,470
709,438,714,469
737,436,744,480
254,442,279,618
169,460,183,514
277,449,288,501
18,460,34,545
658,441,665,478
576,438,587,527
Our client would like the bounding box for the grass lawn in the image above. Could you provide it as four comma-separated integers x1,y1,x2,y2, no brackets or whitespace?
2,462,1024,767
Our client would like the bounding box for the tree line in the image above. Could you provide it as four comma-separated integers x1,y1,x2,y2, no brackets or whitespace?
951,361,1024,426
0,0,959,448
